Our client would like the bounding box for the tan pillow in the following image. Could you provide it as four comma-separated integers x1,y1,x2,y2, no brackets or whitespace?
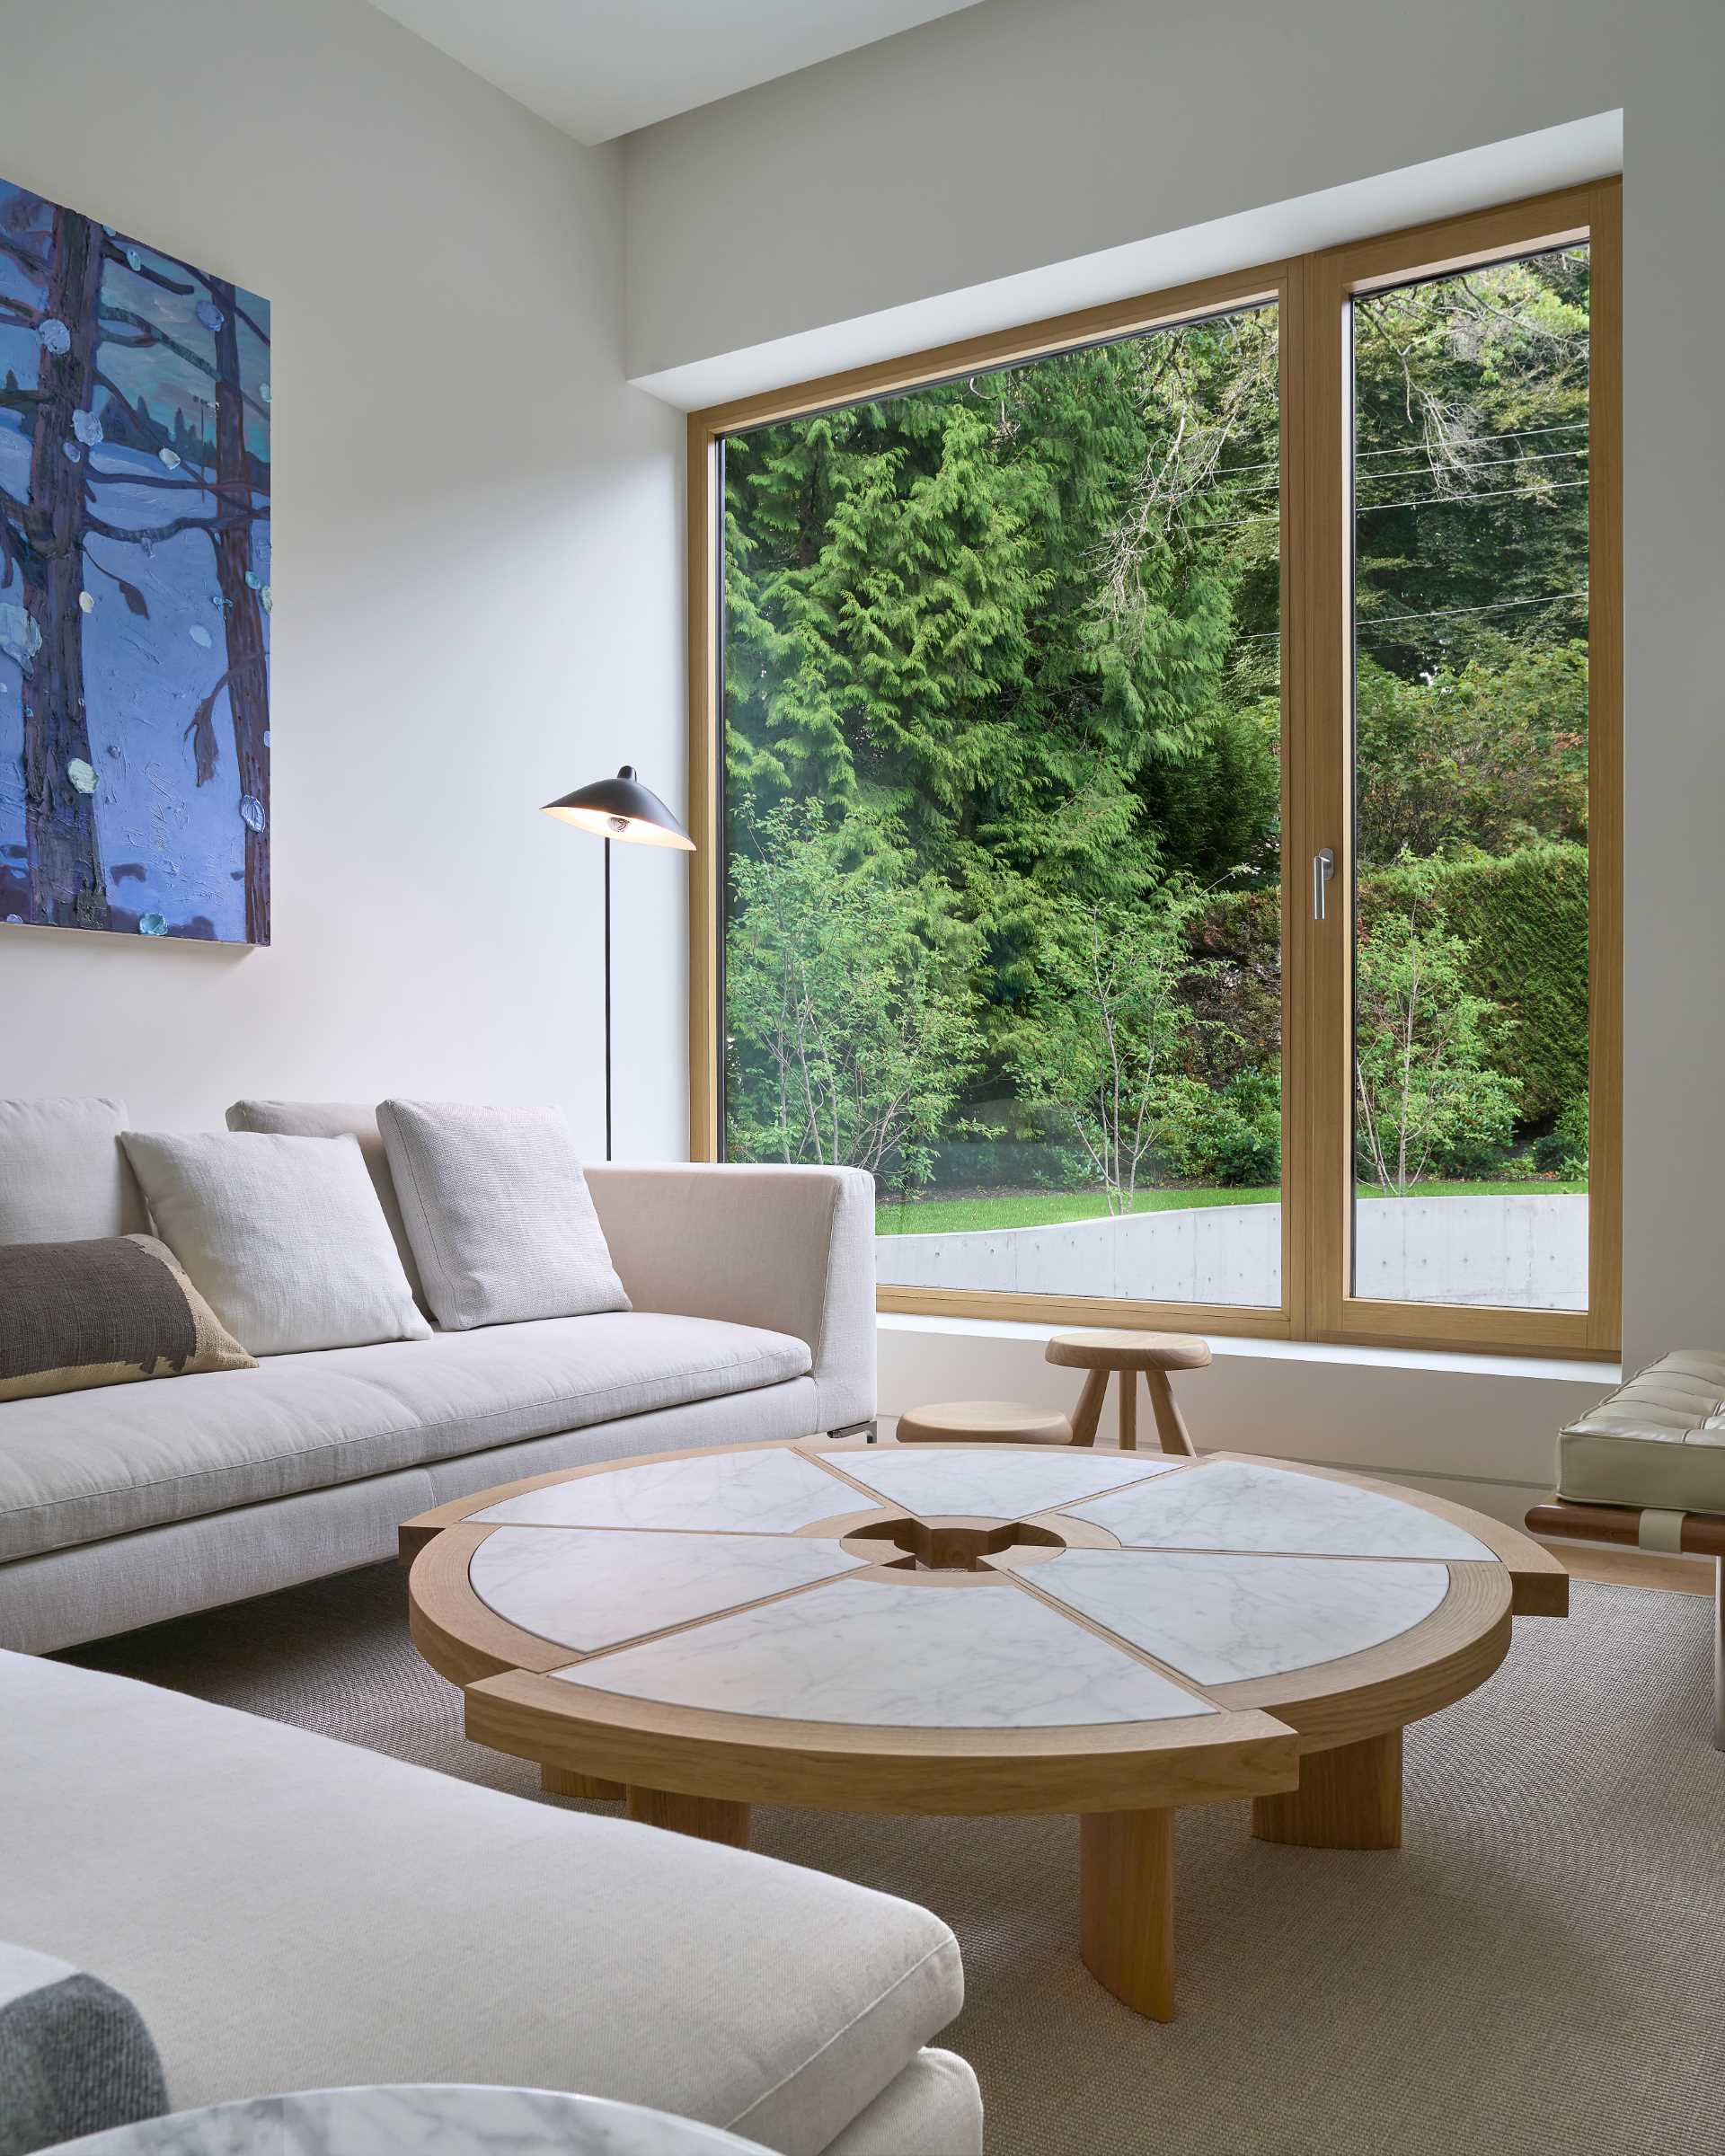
0,1234,256,1402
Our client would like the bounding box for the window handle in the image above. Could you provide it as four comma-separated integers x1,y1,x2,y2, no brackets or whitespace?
1313,847,1335,922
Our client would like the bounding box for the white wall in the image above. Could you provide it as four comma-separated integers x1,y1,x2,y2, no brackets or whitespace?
624,0,1725,1368
0,0,687,1157
876,1319,1610,1535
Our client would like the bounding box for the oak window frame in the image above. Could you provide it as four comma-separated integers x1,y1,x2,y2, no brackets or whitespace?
686,181,1623,1360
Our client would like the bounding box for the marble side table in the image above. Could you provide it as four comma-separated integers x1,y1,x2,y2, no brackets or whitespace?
403,1439,1569,2023
49,2085,774,2155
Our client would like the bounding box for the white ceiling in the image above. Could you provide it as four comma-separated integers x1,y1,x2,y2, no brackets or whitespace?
364,0,989,145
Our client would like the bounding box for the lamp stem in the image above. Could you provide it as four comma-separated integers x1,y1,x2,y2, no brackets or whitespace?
603,835,613,1162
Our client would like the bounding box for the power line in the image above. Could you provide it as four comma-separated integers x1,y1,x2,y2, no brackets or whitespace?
1358,587,1588,630
1360,445,1587,487
1237,587,1588,643
1354,419,1587,460
1355,477,1588,515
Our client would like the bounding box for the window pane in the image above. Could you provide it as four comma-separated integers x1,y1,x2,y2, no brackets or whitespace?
721,305,1283,1307
1349,247,1589,1310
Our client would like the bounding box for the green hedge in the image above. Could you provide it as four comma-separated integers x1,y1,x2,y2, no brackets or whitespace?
1189,840,1588,1127
1365,843,1588,1124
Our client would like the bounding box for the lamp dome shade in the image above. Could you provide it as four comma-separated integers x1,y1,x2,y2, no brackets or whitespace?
541,766,694,850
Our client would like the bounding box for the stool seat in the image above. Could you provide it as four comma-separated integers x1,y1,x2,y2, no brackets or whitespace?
1046,1330,1212,1373
897,1400,1075,1445
1045,1330,1210,1456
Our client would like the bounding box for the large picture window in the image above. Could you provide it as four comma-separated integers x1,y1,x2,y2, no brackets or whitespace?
688,183,1621,1357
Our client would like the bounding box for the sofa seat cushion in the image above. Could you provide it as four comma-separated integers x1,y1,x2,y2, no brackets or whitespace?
0,1313,812,1563
0,1653,964,2156
1558,1349,1725,1515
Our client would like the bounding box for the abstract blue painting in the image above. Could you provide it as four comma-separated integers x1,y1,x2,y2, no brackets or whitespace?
0,175,270,944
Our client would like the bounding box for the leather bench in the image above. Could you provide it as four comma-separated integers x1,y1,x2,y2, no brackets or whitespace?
1526,1349,1725,1748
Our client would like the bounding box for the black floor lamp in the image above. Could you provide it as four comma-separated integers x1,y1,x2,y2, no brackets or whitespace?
542,766,694,1161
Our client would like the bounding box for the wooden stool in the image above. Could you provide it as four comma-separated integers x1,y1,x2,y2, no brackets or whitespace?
896,1400,1075,1445
1045,1331,1211,1455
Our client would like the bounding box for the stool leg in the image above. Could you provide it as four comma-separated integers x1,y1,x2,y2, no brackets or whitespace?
1145,1369,1197,1458
1070,1369,1110,1448
1119,1371,1137,1452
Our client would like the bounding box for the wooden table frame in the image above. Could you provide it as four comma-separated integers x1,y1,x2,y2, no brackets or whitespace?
404,1443,1567,2022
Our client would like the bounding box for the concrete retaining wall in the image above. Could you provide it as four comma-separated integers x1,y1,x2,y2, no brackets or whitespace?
876,1192,1587,1310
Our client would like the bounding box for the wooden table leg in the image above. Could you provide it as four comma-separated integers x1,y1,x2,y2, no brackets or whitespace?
1080,1807,1175,2021
625,1786,750,1847
1145,1368,1197,1457
1119,1373,1137,1451
1251,1729,1402,1850
542,1763,625,1802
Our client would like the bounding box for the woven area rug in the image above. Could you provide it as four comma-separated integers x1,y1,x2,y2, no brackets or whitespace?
64,1567,1725,2155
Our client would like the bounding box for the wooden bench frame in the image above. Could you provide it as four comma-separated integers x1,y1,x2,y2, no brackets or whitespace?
1526,1497,1725,1749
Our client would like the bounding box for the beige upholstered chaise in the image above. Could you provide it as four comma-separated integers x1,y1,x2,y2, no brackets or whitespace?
1526,1349,1725,1747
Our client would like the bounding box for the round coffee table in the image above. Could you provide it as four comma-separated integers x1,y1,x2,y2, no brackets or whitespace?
404,1440,1567,2022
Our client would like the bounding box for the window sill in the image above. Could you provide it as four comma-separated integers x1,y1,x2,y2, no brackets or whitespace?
876,1309,1616,1386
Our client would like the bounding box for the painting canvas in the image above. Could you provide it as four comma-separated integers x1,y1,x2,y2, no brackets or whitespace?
0,175,270,944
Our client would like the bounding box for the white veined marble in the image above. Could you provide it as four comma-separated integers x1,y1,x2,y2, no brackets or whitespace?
469,1527,867,1652
1031,1548,1451,1684
470,1447,862,1534
1065,1458,1497,1560
51,2083,773,2156
561,1574,1213,1727
832,1445,1187,1520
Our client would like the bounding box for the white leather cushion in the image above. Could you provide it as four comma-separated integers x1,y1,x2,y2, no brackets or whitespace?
379,1100,628,1330
0,1650,964,2155
119,1132,431,1358
1558,1351,1725,1515
226,1100,425,1307
0,1098,146,1243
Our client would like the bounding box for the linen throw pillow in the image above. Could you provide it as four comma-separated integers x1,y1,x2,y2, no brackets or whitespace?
120,1131,433,1356
225,1098,426,1308
0,1234,255,1403
377,1100,629,1330
0,1097,147,1244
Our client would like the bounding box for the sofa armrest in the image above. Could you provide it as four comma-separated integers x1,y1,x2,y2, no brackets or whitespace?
585,1163,876,1432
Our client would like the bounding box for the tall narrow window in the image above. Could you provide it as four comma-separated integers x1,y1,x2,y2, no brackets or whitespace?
1349,247,1591,1311
720,304,1285,1312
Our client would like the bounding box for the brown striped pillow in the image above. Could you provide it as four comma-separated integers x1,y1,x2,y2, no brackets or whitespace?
0,1234,256,1403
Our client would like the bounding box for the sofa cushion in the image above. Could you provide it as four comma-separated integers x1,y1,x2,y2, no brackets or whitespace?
378,1100,629,1330
1558,1349,1725,1515
0,1652,965,2156
0,1312,812,1562
0,1234,255,1404
226,1100,425,1309
0,1098,146,1244
120,1131,432,1358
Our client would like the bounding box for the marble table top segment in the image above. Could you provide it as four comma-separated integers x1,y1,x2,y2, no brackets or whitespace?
469,1527,868,1654
559,1573,1215,1728
52,2085,774,2156
1063,1457,1498,1560
825,1444,1188,1520
469,1446,869,1535
1028,1548,1452,1685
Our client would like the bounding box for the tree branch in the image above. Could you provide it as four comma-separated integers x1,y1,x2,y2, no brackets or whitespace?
102,243,195,296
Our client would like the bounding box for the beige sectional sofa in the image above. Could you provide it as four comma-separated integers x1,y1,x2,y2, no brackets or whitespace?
1,1648,981,2154
0,1100,877,1653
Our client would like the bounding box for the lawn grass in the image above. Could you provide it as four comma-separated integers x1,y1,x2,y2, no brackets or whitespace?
874,1179,1587,1236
